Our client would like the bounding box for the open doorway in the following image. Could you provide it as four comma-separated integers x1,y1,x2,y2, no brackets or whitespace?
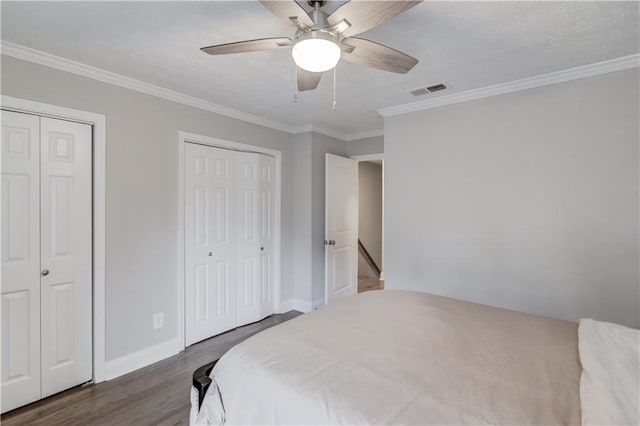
354,156,384,293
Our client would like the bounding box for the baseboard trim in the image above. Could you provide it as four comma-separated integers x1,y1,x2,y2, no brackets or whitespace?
312,298,326,310
279,299,294,313
105,337,181,380
280,298,326,313
290,299,311,313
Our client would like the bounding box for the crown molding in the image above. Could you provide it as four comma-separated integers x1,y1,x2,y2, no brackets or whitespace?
0,40,299,134
11,41,634,138
1,40,378,141
379,53,640,117
291,124,348,141
290,125,384,141
344,129,384,141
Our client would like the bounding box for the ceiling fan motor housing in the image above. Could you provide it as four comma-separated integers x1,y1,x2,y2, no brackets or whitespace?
292,0,345,73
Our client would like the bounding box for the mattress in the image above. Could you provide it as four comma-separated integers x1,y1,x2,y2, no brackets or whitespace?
193,290,582,425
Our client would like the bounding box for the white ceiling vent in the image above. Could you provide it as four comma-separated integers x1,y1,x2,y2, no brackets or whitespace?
408,82,449,97
408,87,429,96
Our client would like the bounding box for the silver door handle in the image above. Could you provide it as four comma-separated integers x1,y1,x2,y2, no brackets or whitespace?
324,240,336,246
42,269,50,276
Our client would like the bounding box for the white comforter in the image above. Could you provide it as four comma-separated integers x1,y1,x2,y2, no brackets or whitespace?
579,318,640,425
193,290,581,425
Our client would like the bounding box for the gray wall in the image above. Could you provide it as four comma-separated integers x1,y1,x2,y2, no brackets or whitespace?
289,132,347,307
385,69,640,328
291,133,313,304
358,162,383,278
346,135,384,157
1,55,296,360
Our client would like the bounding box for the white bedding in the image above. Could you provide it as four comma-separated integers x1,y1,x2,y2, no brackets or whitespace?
578,318,640,426
192,290,581,425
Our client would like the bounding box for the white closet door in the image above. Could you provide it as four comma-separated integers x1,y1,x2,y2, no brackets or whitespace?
1,111,41,413
40,117,92,398
236,152,262,325
185,143,237,345
257,155,276,316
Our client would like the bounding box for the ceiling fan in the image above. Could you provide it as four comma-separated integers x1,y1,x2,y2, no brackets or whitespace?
201,0,422,92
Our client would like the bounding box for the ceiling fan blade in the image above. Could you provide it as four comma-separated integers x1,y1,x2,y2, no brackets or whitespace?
260,0,314,29
341,37,418,74
327,0,422,37
201,37,292,55
297,67,322,91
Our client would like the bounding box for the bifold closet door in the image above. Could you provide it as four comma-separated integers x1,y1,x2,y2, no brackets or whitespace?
185,144,276,345
39,117,92,398
185,143,237,345
236,152,275,325
1,112,92,413
1,111,41,413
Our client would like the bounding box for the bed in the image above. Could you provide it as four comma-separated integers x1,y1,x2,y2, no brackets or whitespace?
190,290,639,425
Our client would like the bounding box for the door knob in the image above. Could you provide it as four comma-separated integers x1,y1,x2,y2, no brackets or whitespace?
329,240,336,245
208,252,213,257
42,269,50,276
260,247,264,251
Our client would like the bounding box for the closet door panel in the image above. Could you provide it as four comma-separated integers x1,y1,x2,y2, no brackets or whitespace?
185,144,237,345
236,153,260,325
40,117,92,397
236,152,275,325
258,155,276,313
1,111,41,413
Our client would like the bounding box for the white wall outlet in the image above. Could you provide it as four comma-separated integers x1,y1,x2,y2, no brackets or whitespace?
153,312,164,330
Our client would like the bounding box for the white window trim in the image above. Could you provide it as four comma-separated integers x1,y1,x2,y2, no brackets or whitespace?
177,131,283,350
1,95,107,383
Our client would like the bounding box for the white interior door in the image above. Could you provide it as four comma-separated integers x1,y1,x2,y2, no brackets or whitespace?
236,152,276,325
185,144,276,345
1,111,41,413
185,143,237,345
258,154,276,317
1,112,92,412
325,153,358,305
40,117,93,398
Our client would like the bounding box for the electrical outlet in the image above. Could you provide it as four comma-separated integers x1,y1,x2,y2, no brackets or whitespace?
153,312,164,330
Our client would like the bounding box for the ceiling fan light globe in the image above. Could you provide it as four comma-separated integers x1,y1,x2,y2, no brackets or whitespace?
292,38,341,73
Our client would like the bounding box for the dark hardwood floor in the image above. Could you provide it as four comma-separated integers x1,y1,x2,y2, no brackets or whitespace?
2,311,302,426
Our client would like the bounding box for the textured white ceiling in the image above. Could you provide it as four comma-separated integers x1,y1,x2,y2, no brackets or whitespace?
2,1,638,134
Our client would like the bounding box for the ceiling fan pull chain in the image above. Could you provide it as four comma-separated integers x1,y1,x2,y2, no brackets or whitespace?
332,66,337,111
294,64,298,103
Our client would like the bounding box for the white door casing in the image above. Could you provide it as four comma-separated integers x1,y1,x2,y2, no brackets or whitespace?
39,117,93,398
325,153,359,305
1,111,41,413
184,143,238,345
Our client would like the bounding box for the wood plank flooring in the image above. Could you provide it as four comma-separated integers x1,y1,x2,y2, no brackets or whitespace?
358,275,384,293
1,311,301,426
